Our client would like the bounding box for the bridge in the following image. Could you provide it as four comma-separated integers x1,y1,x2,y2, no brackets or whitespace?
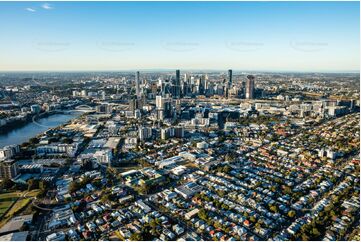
73,104,95,112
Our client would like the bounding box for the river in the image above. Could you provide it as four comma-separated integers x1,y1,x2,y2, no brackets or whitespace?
0,113,80,148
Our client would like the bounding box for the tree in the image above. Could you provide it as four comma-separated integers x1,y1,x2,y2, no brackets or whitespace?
217,190,225,198
69,181,81,193
27,179,39,191
221,204,229,210
149,219,157,228
0,178,14,190
138,183,150,195
225,154,235,162
39,181,49,191
63,138,73,144
101,193,111,203
269,205,278,213
214,221,222,229
312,228,321,237
29,137,40,145
301,233,310,241
92,179,103,189
288,210,296,218
130,233,143,241
223,165,231,173
198,208,208,221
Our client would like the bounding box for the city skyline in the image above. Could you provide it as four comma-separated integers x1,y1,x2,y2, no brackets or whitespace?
0,1,359,72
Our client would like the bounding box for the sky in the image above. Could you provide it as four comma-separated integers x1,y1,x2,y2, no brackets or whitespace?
0,1,359,72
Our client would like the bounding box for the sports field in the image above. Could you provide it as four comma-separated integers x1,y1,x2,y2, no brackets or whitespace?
0,192,19,216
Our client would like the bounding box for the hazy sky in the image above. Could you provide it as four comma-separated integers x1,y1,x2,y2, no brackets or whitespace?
0,1,359,72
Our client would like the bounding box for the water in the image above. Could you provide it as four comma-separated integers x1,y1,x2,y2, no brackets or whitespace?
0,113,80,148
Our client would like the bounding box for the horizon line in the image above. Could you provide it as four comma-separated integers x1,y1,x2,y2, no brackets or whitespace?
0,69,359,74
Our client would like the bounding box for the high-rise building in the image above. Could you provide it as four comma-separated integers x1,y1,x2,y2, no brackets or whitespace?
96,104,112,114
0,145,20,160
0,159,18,179
175,99,182,114
156,95,172,120
173,70,181,98
94,149,113,165
151,82,158,95
161,128,174,140
228,69,233,88
135,71,140,99
139,127,152,141
184,73,189,84
161,127,184,140
246,75,255,99
156,95,164,110
174,127,185,138
101,90,106,100
129,96,139,113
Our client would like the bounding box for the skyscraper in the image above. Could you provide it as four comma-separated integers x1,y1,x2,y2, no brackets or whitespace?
156,95,164,109
228,69,233,88
135,71,140,99
156,95,172,120
129,95,139,113
173,69,181,98
246,75,255,99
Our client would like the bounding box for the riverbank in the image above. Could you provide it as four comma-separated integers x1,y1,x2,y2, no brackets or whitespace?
0,112,81,148
0,110,74,135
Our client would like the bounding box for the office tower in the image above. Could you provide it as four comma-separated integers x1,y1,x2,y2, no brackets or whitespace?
156,95,172,120
161,128,168,140
139,127,152,140
151,82,158,95
129,96,139,113
163,97,172,118
196,75,205,95
96,104,113,114
156,95,164,109
173,69,181,98
175,99,182,114
174,127,185,138
135,71,140,99
246,75,255,99
161,127,175,140
101,90,106,100
181,73,187,96
228,69,233,88
184,73,189,84
96,104,106,113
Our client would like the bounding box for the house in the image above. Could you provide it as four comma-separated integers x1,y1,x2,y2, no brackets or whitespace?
163,229,176,240
243,220,250,227
172,224,184,235
135,200,152,213
119,228,131,239
85,222,96,231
